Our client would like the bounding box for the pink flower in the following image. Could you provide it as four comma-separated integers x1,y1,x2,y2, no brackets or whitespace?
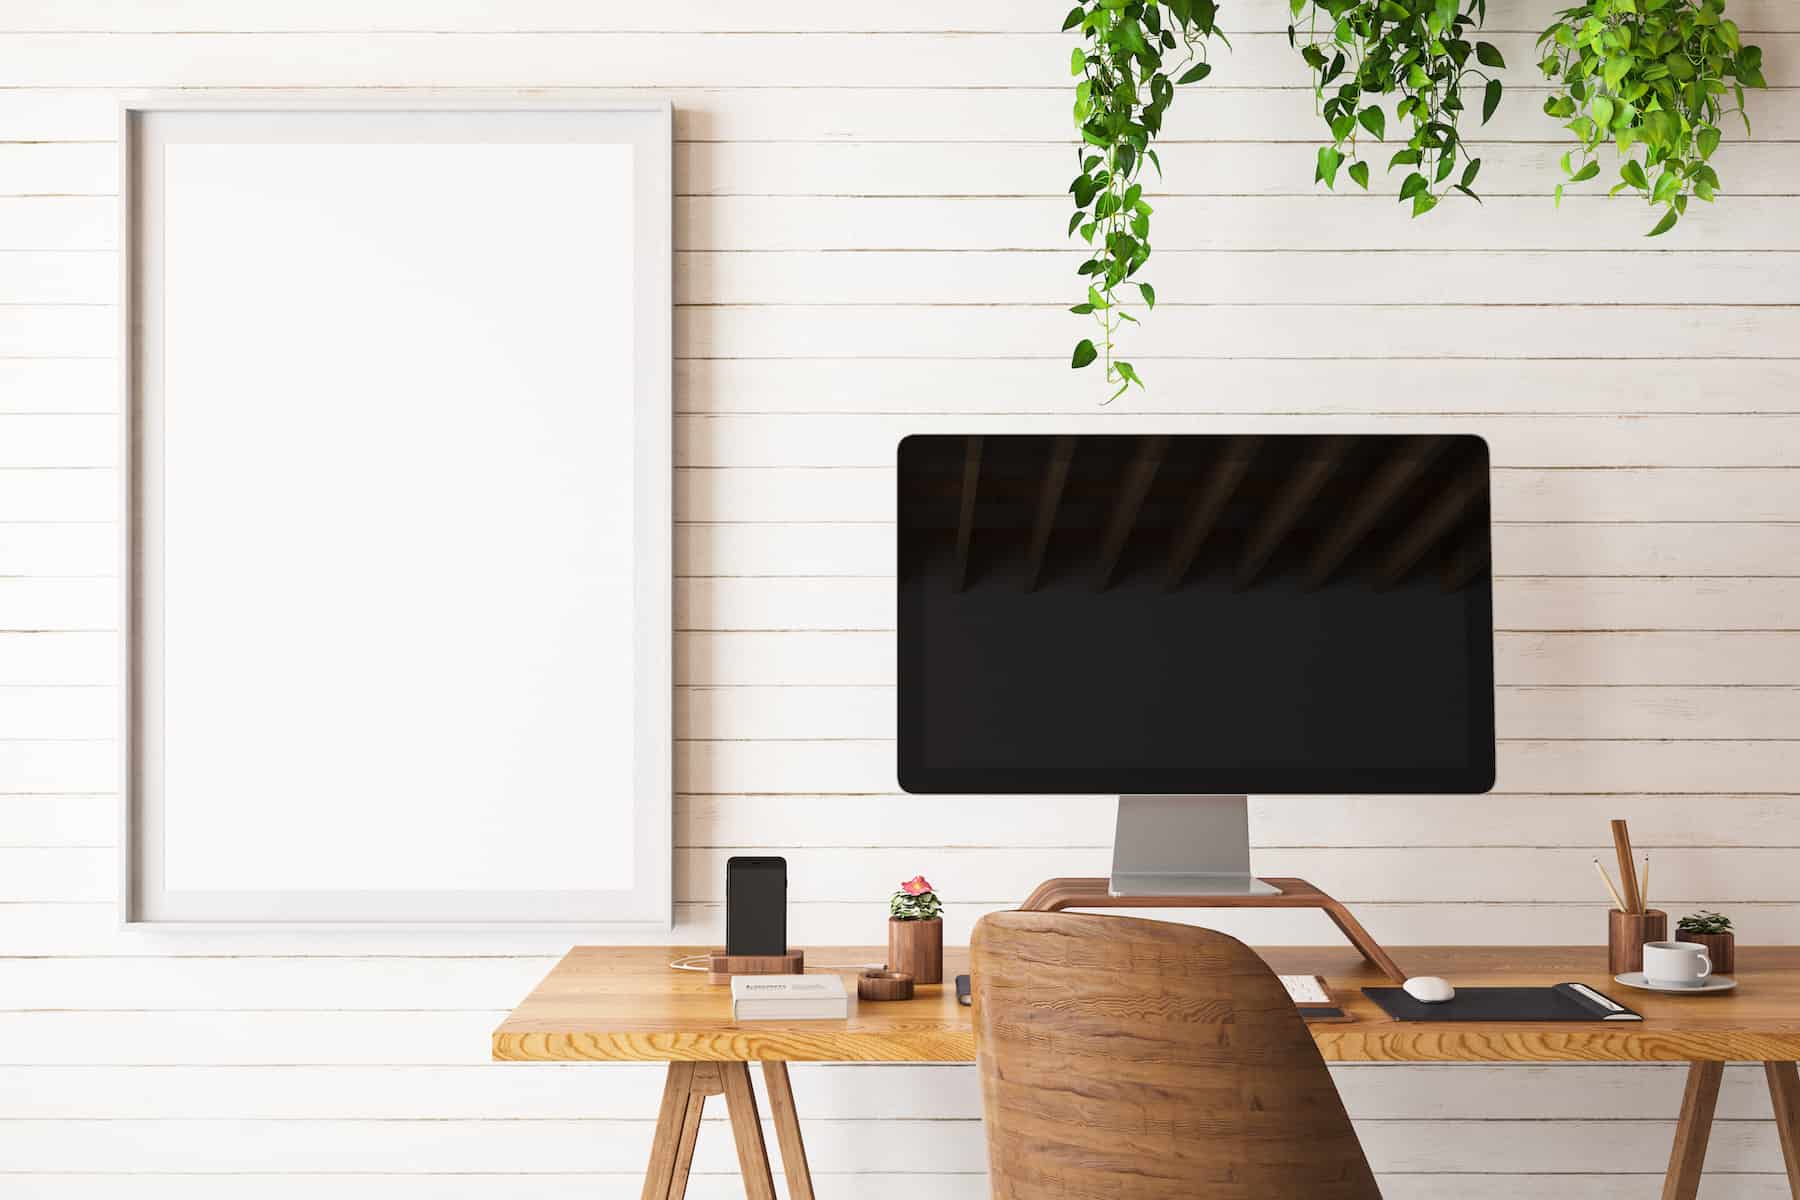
901,875,934,896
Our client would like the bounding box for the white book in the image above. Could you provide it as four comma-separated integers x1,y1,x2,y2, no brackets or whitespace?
730,974,850,1021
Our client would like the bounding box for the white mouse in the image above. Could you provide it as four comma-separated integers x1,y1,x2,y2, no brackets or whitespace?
1402,976,1456,1004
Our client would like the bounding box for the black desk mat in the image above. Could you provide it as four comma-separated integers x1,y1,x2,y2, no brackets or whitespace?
1364,983,1641,1022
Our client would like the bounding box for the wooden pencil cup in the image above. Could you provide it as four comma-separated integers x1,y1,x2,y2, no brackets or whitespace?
1608,909,1667,974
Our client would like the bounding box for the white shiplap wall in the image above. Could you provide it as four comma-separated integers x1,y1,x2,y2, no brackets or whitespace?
2,1,1798,1195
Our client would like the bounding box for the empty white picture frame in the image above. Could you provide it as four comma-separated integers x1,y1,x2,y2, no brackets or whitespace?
122,98,672,924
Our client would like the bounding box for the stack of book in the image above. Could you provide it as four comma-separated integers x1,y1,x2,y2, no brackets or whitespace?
729,975,850,1020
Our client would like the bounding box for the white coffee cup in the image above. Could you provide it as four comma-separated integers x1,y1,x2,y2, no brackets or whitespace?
1642,940,1713,986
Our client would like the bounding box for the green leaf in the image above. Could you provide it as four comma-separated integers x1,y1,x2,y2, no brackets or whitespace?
1357,106,1387,140
1590,96,1615,130
1398,172,1429,201
1620,159,1650,190
1482,78,1504,123
1316,144,1343,189
1646,207,1680,237
1069,303,1096,314
1461,157,1482,188
1696,125,1721,159
1071,339,1098,369
1175,61,1213,85
1475,41,1505,68
1071,47,1086,76
1115,361,1143,388
1138,282,1156,309
1411,190,1440,218
1348,160,1371,190
1061,5,1084,32
1570,160,1600,182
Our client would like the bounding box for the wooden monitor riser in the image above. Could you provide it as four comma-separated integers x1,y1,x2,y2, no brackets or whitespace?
1018,875,1408,984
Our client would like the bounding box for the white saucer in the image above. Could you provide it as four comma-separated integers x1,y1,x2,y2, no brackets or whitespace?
1614,972,1738,995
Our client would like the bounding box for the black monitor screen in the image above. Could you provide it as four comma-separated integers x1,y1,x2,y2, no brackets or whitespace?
897,434,1495,795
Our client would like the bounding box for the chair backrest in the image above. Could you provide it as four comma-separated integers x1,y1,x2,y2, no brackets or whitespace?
971,910,1381,1200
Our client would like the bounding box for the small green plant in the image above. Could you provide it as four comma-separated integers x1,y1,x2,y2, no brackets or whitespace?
889,875,943,921
1290,0,1507,216
1676,910,1733,935
1064,0,1228,401
1538,0,1766,236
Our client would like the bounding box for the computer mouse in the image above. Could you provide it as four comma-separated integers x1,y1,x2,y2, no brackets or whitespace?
1402,976,1456,1003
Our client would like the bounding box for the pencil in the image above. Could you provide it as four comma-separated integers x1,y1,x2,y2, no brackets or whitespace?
1641,855,1650,910
1593,857,1627,912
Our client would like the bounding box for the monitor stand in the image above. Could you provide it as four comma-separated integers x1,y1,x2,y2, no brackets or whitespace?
1020,794,1407,984
1110,795,1280,897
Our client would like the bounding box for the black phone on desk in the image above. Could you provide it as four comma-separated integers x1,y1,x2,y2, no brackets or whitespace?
725,856,787,956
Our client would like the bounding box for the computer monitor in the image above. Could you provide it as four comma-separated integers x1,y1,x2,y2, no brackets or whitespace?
896,434,1495,896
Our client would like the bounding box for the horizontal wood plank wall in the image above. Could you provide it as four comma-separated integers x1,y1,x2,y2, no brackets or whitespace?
1,1,1796,1194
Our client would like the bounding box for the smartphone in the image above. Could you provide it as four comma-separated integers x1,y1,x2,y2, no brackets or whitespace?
725,856,787,956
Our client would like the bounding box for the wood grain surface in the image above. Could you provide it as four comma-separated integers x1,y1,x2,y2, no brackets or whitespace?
1661,1061,1724,1200
492,944,1800,1065
972,911,1381,1200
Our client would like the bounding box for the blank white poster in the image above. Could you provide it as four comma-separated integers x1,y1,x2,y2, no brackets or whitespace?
157,140,637,894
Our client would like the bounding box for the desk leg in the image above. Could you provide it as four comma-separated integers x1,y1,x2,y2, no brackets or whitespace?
669,1091,707,1198
1767,1061,1800,1195
643,1063,699,1200
762,1062,818,1200
720,1062,779,1200
1662,1061,1724,1200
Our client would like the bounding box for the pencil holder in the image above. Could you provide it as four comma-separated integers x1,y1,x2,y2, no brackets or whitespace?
1608,909,1667,975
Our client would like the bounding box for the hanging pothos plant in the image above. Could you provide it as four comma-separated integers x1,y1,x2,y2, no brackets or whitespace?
1289,0,1506,216
1539,0,1765,236
1064,0,1227,401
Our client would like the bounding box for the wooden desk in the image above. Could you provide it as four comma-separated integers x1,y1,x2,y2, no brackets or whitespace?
493,945,1800,1200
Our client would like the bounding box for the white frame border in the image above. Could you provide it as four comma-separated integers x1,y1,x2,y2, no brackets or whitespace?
119,94,673,928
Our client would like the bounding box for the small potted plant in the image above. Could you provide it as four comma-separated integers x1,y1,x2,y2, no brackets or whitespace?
888,875,944,984
1677,910,1735,976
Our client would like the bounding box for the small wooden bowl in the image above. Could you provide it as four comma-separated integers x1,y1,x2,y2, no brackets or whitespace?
858,969,914,1001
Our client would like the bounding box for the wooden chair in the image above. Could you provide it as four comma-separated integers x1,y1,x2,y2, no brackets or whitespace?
970,910,1382,1199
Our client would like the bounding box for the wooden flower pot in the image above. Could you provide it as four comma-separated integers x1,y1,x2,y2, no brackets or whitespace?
888,917,943,984
1677,930,1736,976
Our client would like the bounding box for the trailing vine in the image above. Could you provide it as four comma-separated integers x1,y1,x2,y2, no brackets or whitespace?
1065,0,1227,401
1290,0,1506,216
1539,0,1765,236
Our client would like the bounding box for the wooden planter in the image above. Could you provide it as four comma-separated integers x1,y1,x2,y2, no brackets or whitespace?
888,917,943,984
1677,930,1736,976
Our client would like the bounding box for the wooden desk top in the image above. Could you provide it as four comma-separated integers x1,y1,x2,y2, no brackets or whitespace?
491,945,1800,1065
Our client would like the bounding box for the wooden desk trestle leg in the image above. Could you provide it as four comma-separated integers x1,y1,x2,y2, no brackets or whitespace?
1662,1061,1723,1200
1661,1061,1800,1200
640,1061,816,1200
1769,1061,1800,1195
